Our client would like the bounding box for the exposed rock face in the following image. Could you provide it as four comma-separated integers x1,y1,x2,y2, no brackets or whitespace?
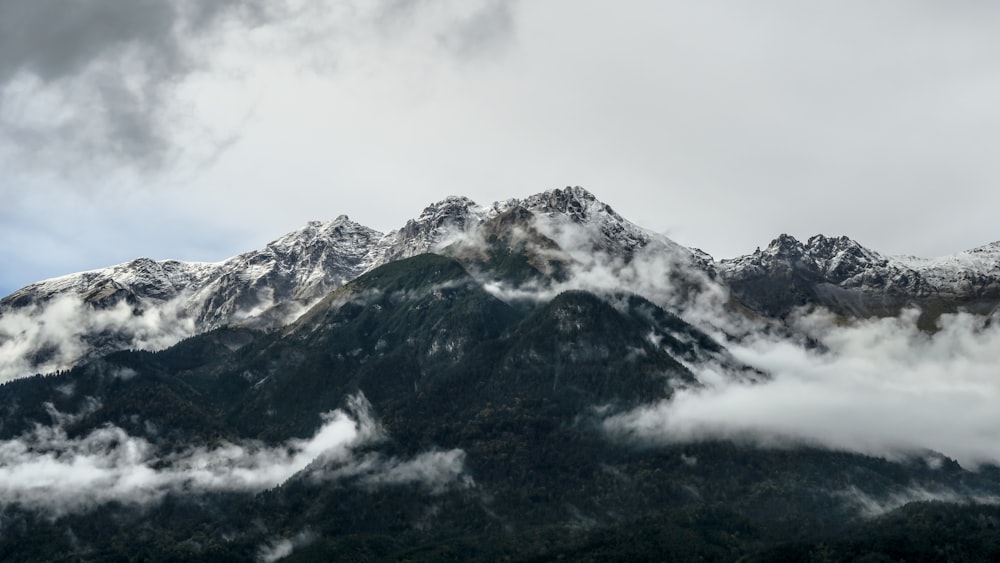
2,215,385,325
0,216,385,379
718,234,1000,323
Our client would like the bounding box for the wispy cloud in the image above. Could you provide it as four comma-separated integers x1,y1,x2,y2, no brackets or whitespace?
0,393,469,516
257,529,317,563
474,210,728,318
0,294,198,381
0,284,324,382
837,485,1000,518
311,448,472,494
606,307,1000,468
458,211,1000,468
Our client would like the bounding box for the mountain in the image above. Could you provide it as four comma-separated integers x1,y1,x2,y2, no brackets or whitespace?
2,252,999,561
0,187,716,381
2,187,1000,560
718,234,1000,327
0,216,384,381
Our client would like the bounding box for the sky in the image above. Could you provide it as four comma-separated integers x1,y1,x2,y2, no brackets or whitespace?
3,0,1000,298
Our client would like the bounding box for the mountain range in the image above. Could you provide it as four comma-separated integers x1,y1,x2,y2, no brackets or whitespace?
1,186,1000,561
1,187,717,381
4,187,998,381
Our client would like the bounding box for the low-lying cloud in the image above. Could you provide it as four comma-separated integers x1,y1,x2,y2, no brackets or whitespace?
0,284,321,382
0,295,197,381
468,214,1000,481
257,529,317,563
312,448,472,494
466,212,1000,469
0,393,469,516
606,308,1000,468
837,485,1000,518
477,210,729,318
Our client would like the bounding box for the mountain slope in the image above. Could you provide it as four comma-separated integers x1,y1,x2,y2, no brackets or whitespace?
5,186,1000,384
2,252,999,561
0,187,721,381
0,216,384,381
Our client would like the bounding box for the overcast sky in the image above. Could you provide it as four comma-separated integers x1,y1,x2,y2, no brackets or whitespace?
3,0,1000,297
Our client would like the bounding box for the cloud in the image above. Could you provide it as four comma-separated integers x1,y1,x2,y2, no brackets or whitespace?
837,485,1000,518
474,209,729,319
0,0,520,177
0,280,329,382
313,448,473,495
605,307,1000,468
0,397,362,516
0,294,198,381
257,530,317,563
0,0,254,174
433,0,518,60
0,392,469,516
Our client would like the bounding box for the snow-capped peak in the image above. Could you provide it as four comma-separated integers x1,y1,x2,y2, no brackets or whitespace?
891,240,1000,292
761,233,806,257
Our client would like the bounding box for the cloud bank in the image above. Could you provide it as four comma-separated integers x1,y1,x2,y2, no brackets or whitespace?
0,285,322,382
0,295,198,381
606,308,1000,468
0,393,469,516
469,216,1000,470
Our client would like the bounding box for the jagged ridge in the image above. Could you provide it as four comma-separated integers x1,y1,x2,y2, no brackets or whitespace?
3,185,1000,380
718,233,1000,322
0,187,704,380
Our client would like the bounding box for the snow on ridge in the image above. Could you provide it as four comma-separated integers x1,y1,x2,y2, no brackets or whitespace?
891,242,1000,289
361,186,684,271
0,215,392,380
719,232,1000,298
3,216,386,305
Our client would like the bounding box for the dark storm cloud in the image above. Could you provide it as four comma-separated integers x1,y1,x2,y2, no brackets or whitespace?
0,0,259,171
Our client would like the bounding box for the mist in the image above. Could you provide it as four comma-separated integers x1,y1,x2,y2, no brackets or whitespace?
475,207,728,318
454,211,1000,469
0,294,198,382
0,285,322,382
0,393,469,516
606,307,1000,469
257,530,317,563
838,485,1000,518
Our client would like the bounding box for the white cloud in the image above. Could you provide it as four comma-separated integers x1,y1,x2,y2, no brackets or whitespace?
257,530,316,563
316,449,473,495
477,211,728,319
837,485,1000,518
0,294,198,381
606,308,1000,468
0,393,469,516
0,403,359,516
0,283,323,382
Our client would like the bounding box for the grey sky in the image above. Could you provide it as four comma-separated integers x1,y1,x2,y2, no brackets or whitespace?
3,1,1000,296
